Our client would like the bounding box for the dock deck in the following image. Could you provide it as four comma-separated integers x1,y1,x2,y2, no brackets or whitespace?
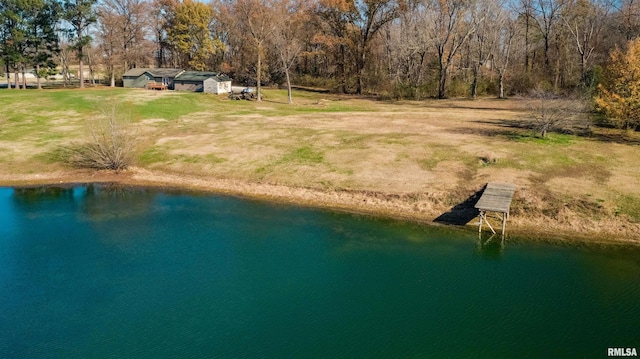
475,183,516,238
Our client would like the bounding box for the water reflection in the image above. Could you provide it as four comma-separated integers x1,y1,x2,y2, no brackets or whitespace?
79,184,157,222
13,186,75,204
2,185,640,359
12,184,158,223
476,233,505,259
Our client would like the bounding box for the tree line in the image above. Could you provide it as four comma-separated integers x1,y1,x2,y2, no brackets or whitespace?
1,0,640,103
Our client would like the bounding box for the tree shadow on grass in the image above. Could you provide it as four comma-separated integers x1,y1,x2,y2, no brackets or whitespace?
434,186,485,226
452,119,640,145
446,119,534,138
589,131,640,145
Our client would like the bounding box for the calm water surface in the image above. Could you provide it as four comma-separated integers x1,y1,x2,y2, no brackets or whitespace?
0,185,638,358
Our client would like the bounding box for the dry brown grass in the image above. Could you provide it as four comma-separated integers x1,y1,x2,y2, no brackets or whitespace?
1,89,639,243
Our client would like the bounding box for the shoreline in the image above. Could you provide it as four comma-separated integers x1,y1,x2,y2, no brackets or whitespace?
3,167,639,248
4,91,640,249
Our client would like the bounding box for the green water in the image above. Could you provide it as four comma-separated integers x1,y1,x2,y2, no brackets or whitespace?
0,185,638,358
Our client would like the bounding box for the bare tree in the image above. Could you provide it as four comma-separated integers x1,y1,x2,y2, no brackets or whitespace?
109,0,151,69
385,2,434,99
469,0,498,98
513,0,536,73
86,41,97,84
57,39,73,86
314,0,405,95
492,13,517,98
613,0,640,40
423,0,478,98
352,0,406,94
96,0,152,84
150,0,174,67
562,0,611,83
62,0,97,88
219,0,280,102
312,0,354,93
531,0,567,72
96,7,120,86
527,89,588,137
271,0,309,103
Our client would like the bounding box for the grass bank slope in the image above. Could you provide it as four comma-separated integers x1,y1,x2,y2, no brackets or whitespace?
1,88,639,243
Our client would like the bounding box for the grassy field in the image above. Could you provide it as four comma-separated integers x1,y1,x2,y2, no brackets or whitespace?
1,87,639,242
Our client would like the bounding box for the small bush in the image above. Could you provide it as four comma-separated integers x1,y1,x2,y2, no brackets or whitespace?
478,152,498,166
63,103,137,171
447,77,471,98
295,74,338,91
389,81,427,100
509,73,536,96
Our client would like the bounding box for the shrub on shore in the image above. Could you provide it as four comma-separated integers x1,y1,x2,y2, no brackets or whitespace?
61,103,137,171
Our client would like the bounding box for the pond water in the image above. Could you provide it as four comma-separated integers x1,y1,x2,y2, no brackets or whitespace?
0,185,638,358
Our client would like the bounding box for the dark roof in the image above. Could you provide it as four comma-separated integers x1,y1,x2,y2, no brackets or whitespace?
122,68,184,78
122,68,149,77
175,71,232,82
148,68,185,77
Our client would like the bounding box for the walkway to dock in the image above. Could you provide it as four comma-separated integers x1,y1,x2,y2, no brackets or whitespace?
474,183,516,238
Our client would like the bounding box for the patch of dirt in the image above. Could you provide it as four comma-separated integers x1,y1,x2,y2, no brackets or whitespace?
116,89,182,104
607,172,640,195
470,171,530,198
546,177,609,198
533,163,611,184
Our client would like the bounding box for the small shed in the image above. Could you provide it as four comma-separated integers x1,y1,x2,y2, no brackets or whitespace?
122,68,184,89
173,71,232,94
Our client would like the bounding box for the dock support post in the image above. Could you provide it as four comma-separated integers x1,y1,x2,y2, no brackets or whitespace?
478,211,496,235
501,212,508,239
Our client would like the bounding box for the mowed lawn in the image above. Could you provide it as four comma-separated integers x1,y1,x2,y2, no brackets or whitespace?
1,87,639,236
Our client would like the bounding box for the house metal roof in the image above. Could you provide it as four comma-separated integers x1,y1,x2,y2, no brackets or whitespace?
122,68,184,78
175,71,232,82
148,68,185,77
122,68,149,77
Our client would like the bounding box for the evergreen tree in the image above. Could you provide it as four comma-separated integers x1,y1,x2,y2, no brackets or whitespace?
24,0,61,89
0,0,27,88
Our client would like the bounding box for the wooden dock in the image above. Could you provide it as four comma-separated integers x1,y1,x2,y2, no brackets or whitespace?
474,183,516,238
